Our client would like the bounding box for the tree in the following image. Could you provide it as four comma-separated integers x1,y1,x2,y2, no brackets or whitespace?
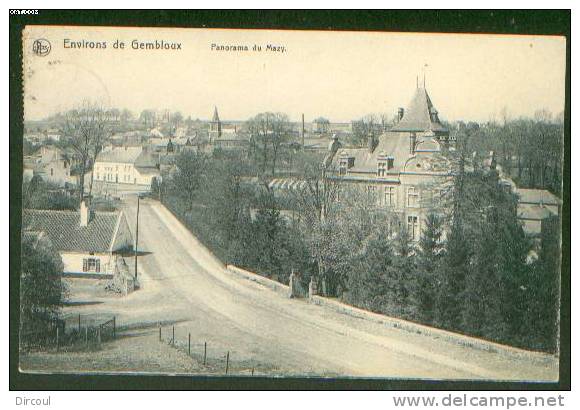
120,108,134,123
416,213,444,324
23,178,77,211
350,114,383,147
60,102,110,203
20,234,67,341
139,109,157,128
170,152,208,211
246,112,291,175
290,153,342,294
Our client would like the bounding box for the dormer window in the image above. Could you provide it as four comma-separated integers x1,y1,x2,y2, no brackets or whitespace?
339,154,355,176
377,161,387,177
339,162,347,176
377,155,394,177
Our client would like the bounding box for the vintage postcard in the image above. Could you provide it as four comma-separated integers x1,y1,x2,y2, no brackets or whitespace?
19,25,565,382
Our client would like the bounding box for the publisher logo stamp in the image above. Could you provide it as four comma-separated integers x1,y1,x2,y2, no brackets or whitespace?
32,39,51,56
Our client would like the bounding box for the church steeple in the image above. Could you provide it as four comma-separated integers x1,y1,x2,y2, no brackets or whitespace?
209,106,222,141
212,106,220,122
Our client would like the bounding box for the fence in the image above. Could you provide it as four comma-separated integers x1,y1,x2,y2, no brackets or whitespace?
157,324,259,376
20,314,117,352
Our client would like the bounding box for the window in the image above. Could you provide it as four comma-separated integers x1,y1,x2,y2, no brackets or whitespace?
339,160,347,176
383,186,396,207
407,215,419,241
387,157,394,170
82,258,101,273
407,186,419,208
377,161,387,177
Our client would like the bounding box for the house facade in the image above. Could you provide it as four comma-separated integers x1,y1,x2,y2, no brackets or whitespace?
93,146,160,189
22,201,133,278
23,146,73,187
325,85,453,241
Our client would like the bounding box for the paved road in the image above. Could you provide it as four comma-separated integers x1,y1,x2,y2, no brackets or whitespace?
108,195,557,380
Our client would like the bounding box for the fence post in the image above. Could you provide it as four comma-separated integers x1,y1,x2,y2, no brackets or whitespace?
203,342,207,365
251,367,254,376
188,333,191,356
78,314,81,333
225,351,229,375
159,325,161,342
56,327,60,352
85,327,88,347
113,316,116,339
172,326,175,345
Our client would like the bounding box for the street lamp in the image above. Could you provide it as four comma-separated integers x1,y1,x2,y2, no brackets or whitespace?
134,194,142,280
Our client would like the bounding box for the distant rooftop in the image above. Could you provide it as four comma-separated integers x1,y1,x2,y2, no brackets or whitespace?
97,146,143,164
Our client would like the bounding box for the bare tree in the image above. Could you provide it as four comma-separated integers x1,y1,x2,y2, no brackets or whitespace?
287,153,342,293
60,102,111,204
351,114,383,147
246,112,291,176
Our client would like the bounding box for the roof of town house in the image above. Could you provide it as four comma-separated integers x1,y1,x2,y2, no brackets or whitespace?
516,189,561,206
332,132,412,174
134,150,159,169
517,203,558,220
96,146,143,164
390,87,448,134
22,209,127,253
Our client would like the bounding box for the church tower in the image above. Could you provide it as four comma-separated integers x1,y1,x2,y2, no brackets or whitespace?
209,106,222,142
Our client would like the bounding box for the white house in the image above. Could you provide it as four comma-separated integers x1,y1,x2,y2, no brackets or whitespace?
22,202,133,278
23,146,73,187
93,146,160,189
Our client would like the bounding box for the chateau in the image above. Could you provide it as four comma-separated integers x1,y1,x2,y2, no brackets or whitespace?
325,85,454,241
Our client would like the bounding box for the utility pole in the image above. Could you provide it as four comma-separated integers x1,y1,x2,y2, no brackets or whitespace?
134,194,140,280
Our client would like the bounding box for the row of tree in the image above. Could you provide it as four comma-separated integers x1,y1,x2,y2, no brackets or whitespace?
160,145,560,352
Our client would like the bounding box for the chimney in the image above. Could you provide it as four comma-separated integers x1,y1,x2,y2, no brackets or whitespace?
80,200,90,227
410,133,417,154
397,108,404,122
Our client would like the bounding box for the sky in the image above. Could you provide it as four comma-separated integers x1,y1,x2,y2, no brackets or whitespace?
23,26,566,123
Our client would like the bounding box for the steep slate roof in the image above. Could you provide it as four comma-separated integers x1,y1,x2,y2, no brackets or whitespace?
517,189,561,206
332,132,411,175
390,87,448,134
22,209,123,253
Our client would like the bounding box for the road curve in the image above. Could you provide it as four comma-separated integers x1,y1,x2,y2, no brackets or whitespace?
118,195,558,380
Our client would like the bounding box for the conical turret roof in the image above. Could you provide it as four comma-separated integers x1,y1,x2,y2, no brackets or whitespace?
391,87,448,134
